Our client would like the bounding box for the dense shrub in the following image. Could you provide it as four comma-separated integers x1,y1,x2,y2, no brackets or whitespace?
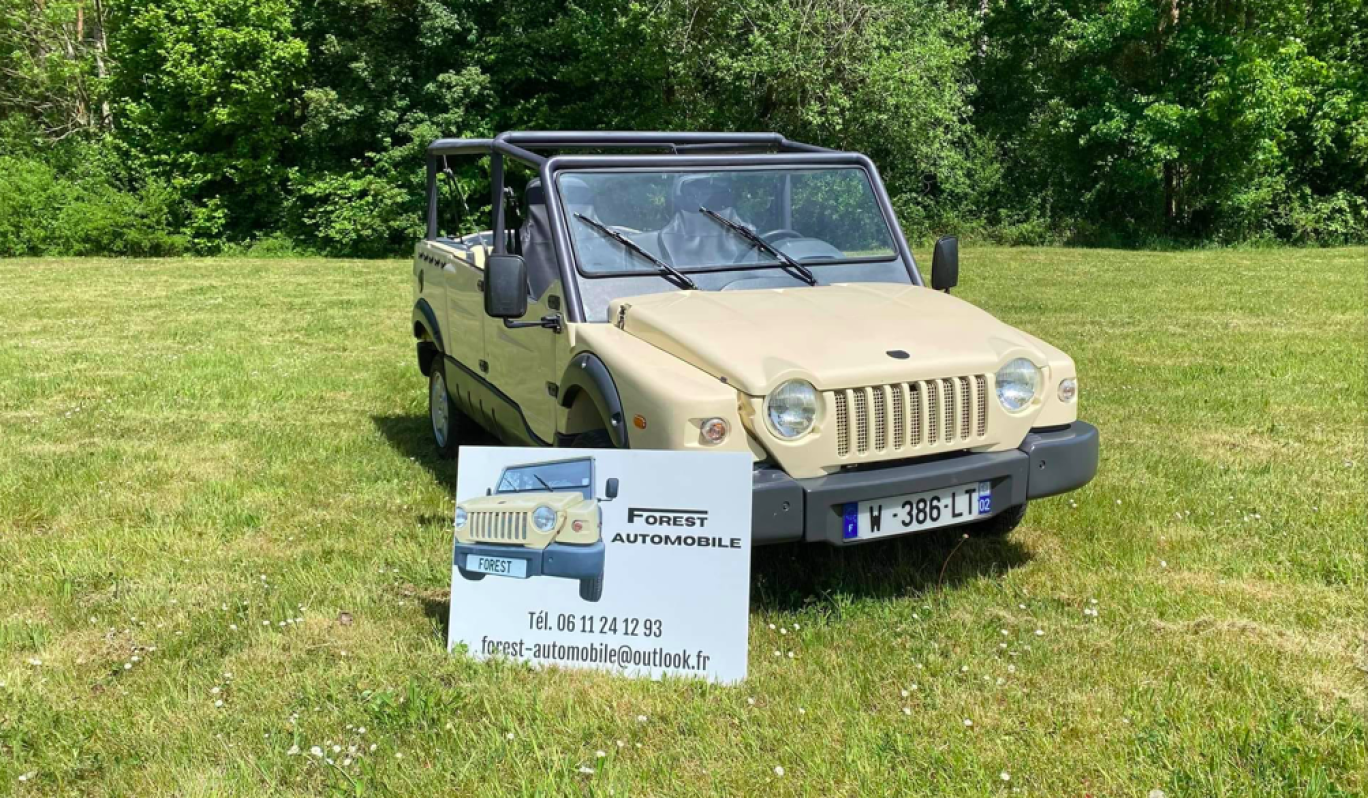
0,150,186,257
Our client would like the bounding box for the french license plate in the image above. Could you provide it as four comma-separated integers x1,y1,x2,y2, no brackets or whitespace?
843,481,992,540
468,555,528,578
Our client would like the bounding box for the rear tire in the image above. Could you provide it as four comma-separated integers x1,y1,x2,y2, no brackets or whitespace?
967,502,1027,538
568,429,616,449
428,366,462,459
579,574,604,602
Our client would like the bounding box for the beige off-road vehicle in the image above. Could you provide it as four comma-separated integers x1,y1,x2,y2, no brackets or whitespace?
414,132,1097,545
453,456,616,602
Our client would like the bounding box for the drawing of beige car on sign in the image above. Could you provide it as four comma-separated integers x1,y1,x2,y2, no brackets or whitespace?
454,456,617,602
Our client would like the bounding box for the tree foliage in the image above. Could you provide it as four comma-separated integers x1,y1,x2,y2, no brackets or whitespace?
0,0,1363,255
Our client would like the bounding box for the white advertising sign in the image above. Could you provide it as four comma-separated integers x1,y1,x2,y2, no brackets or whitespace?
448,446,753,683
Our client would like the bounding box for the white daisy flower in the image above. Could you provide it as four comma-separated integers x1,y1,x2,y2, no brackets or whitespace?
773,766,785,777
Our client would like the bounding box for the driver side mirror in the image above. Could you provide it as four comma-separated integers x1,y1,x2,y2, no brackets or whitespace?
931,236,959,292
603,478,619,501
484,254,528,319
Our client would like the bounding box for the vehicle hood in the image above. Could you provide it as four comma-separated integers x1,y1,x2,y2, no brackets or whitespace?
459,491,588,512
608,283,1048,395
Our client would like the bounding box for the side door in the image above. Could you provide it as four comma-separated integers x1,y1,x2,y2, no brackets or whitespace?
483,285,559,444
430,237,486,371
481,194,559,445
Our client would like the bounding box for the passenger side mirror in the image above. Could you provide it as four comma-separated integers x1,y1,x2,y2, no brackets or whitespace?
931,236,959,292
603,478,619,501
484,254,528,319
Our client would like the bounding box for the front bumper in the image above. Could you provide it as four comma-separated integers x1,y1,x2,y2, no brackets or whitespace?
753,421,1099,545
453,539,606,579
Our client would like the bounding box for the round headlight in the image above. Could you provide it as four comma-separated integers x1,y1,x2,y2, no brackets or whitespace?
532,505,558,532
996,358,1040,412
454,507,468,529
1058,377,1077,403
765,380,819,439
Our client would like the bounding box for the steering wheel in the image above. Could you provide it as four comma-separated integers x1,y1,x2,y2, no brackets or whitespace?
731,228,806,264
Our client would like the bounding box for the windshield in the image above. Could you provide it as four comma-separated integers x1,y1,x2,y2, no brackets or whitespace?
496,459,593,499
559,168,897,276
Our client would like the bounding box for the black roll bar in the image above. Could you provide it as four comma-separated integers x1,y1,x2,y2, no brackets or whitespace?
423,132,920,324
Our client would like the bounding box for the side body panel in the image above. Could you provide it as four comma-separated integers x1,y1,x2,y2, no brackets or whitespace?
482,283,563,445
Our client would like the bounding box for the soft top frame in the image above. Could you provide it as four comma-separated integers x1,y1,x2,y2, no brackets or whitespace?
425,131,922,322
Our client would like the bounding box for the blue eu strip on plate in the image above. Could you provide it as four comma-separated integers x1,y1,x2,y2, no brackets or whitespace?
842,502,859,539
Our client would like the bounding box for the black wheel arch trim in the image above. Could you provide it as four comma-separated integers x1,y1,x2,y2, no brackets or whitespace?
559,353,630,448
413,299,443,351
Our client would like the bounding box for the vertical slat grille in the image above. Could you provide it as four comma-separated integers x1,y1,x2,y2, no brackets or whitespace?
469,511,529,542
909,382,922,446
853,388,869,454
890,384,905,450
926,380,940,443
940,379,955,444
835,391,850,456
825,374,988,461
958,377,972,439
872,387,887,451
975,375,987,437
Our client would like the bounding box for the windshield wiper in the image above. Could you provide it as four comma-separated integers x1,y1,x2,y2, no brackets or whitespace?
574,213,698,291
533,474,553,491
697,207,817,286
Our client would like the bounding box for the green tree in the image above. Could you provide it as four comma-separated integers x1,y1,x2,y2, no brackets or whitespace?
111,0,309,246
974,0,1368,244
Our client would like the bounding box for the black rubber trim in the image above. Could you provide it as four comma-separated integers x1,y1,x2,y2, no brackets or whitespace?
1020,421,1099,499
558,352,630,448
752,468,805,545
442,354,552,447
413,299,443,352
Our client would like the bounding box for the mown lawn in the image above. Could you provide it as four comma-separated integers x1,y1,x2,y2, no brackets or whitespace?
1,248,1365,796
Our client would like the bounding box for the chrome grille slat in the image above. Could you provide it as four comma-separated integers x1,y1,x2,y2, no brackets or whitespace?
827,374,988,461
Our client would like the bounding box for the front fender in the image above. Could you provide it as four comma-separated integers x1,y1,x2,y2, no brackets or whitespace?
569,324,758,456
559,353,629,448
413,299,443,352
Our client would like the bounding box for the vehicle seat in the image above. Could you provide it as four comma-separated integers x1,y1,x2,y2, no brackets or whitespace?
657,175,754,267
522,177,604,298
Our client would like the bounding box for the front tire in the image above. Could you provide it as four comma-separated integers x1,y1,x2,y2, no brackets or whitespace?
968,502,1027,538
457,567,486,582
579,574,604,602
428,366,461,459
568,429,616,449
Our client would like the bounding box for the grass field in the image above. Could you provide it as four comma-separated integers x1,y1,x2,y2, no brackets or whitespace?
1,248,1365,796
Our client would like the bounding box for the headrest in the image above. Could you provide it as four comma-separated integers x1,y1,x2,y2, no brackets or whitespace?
673,175,735,213
528,176,595,209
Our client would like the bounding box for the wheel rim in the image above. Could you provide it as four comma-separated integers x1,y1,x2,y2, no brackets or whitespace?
430,371,449,447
